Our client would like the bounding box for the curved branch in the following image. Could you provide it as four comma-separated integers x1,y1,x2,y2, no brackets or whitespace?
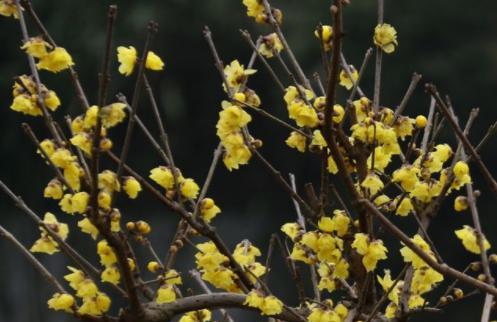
142,293,304,322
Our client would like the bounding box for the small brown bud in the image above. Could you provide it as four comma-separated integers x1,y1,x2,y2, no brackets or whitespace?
174,239,184,249
478,274,487,282
489,254,497,264
169,245,178,254
166,190,176,200
136,220,151,235
474,190,481,198
252,139,263,148
126,222,136,231
453,288,464,299
439,296,448,305
470,261,482,271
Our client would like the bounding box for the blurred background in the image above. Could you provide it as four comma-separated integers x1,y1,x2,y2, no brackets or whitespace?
1,0,497,321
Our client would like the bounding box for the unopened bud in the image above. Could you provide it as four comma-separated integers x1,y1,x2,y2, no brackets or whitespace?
147,261,161,273
136,220,151,235
453,288,464,299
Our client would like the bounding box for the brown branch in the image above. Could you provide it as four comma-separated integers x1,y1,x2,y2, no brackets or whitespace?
14,0,62,145
143,293,305,322
189,270,235,322
394,73,422,120
427,84,497,200
0,224,66,293
116,21,158,179
261,0,311,90
360,199,497,297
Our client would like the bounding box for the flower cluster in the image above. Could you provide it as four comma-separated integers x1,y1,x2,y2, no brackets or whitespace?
22,37,74,72
10,75,61,116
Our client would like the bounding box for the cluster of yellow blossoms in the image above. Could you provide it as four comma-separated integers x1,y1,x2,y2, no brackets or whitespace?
216,60,263,170
30,212,69,254
281,210,351,293
195,240,266,293
10,74,61,116
22,37,74,72
244,291,283,316
47,266,111,315
117,45,164,76
155,270,182,304
258,33,283,58
0,0,18,18
242,0,282,25
307,300,349,322
375,235,444,316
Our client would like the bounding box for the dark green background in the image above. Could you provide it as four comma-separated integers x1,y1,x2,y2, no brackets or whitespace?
1,0,497,321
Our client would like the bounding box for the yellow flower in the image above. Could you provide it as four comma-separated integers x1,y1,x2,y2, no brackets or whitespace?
223,60,256,93
374,23,398,54
100,102,127,128
78,218,99,239
415,115,427,128
281,222,301,241
150,166,175,189
352,233,388,272
10,94,41,116
394,116,415,140
98,170,121,193
44,179,64,200
287,100,319,128
259,33,283,58
75,279,98,298
455,225,491,254
242,0,265,21
145,51,165,70
165,269,182,285
97,240,117,267
318,210,350,237
400,234,436,269
180,178,200,199
30,236,59,255
47,293,74,313
395,197,413,216
117,46,137,76
37,47,74,73
0,0,19,18
332,104,345,123
156,284,176,304
63,191,89,214
179,310,212,322
30,213,69,255
78,292,111,316
233,241,262,266
453,161,471,182
64,266,85,289
361,173,384,195
327,156,338,174
63,163,82,192
367,146,393,172
314,25,333,51
44,90,61,111
454,196,468,212
21,37,52,58
286,131,307,152
244,291,283,316
101,266,121,285
70,132,92,155
339,66,358,90
200,198,221,222
260,295,284,316
123,176,142,199
392,165,420,192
